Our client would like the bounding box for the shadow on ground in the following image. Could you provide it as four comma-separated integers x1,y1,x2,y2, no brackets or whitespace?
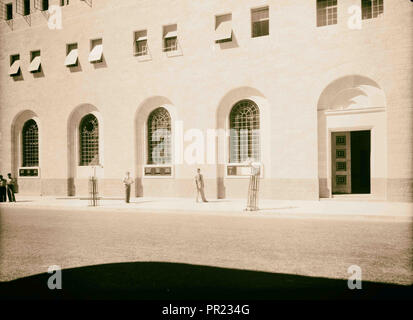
0,262,411,300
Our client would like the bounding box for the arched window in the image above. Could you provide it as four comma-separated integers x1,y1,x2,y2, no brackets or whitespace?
229,100,260,163
22,119,39,167
79,114,99,166
147,107,171,164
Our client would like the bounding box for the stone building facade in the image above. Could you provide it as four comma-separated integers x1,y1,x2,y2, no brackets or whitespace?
0,0,412,201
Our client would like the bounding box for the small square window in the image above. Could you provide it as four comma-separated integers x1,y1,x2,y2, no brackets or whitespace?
89,38,103,63
215,14,232,43
251,7,269,38
336,175,347,185
40,0,49,11
336,136,346,145
5,3,13,20
362,0,383,20
336,149,346,158
23,0,30,16
60,0,69,6
163,24,178,52
336,162,347,171
134,30,148,56
29,50,41,73
317,0,337,27
9,54,21,76
65,43,78,67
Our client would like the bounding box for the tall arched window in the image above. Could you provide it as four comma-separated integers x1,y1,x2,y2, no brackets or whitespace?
147,107,171,164
79,114,99,166
22,119,39,167
229,100,260,163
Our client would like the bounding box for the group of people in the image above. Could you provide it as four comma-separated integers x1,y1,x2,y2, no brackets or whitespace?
122,168,208,203
0,173,17,203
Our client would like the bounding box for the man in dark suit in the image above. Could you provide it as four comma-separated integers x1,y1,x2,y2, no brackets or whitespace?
0,175,7,202
6,173,16,202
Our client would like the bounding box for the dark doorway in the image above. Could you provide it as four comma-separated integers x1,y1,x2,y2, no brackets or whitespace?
351,131,371,194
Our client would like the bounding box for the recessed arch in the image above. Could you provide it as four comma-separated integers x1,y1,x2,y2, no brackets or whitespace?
147,107,172,165
215,86,271,198
134,96,178,196
67,104,103,196
229,99,260,163
317,75,386,111
11,110,41,175
317,75,387,199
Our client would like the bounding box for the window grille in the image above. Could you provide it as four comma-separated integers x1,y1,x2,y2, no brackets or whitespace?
79,114,99,166
362,0,383,20
317,0,337,27
229,100,260,163
163,25,178,52
136,39,147,55
164,37,177,52
147,107,171,165
22,119,39,167
251,7,269,38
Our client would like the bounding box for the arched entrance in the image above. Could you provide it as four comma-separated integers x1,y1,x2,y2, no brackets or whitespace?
317,75,387,199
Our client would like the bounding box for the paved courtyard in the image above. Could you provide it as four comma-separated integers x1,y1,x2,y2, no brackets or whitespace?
0,198,412,295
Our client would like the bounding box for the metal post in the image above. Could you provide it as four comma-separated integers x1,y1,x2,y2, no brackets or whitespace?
89,166,99,207
245,162,260,211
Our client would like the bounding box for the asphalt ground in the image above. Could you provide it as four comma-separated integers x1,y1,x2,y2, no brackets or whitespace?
0,206,411,299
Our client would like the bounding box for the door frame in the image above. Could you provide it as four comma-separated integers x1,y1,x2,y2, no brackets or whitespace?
327,126,373,198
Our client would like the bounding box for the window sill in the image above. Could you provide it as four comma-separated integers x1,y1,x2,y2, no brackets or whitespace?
135,54,152,62
164,49,183,58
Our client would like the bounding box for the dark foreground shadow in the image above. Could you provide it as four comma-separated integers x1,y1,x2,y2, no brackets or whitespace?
0,262,411,300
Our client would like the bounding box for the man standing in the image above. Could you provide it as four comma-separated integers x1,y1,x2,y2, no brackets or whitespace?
123,171,134,203
6,173,16,202
195,168,208,203
0,175,7,202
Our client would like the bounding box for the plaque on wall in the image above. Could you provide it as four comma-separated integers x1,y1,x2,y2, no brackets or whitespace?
144,167,172,176
19,168,39,177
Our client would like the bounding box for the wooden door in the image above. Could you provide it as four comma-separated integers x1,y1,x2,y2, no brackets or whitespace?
332,132,351,194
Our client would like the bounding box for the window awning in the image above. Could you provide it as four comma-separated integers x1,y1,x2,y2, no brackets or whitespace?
215,20,232,42
164,31,177,39
65,49,78,66
252,8,269,21
9,60,21,76
136,35,147,42
28,56,41,73
88,44,103,62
